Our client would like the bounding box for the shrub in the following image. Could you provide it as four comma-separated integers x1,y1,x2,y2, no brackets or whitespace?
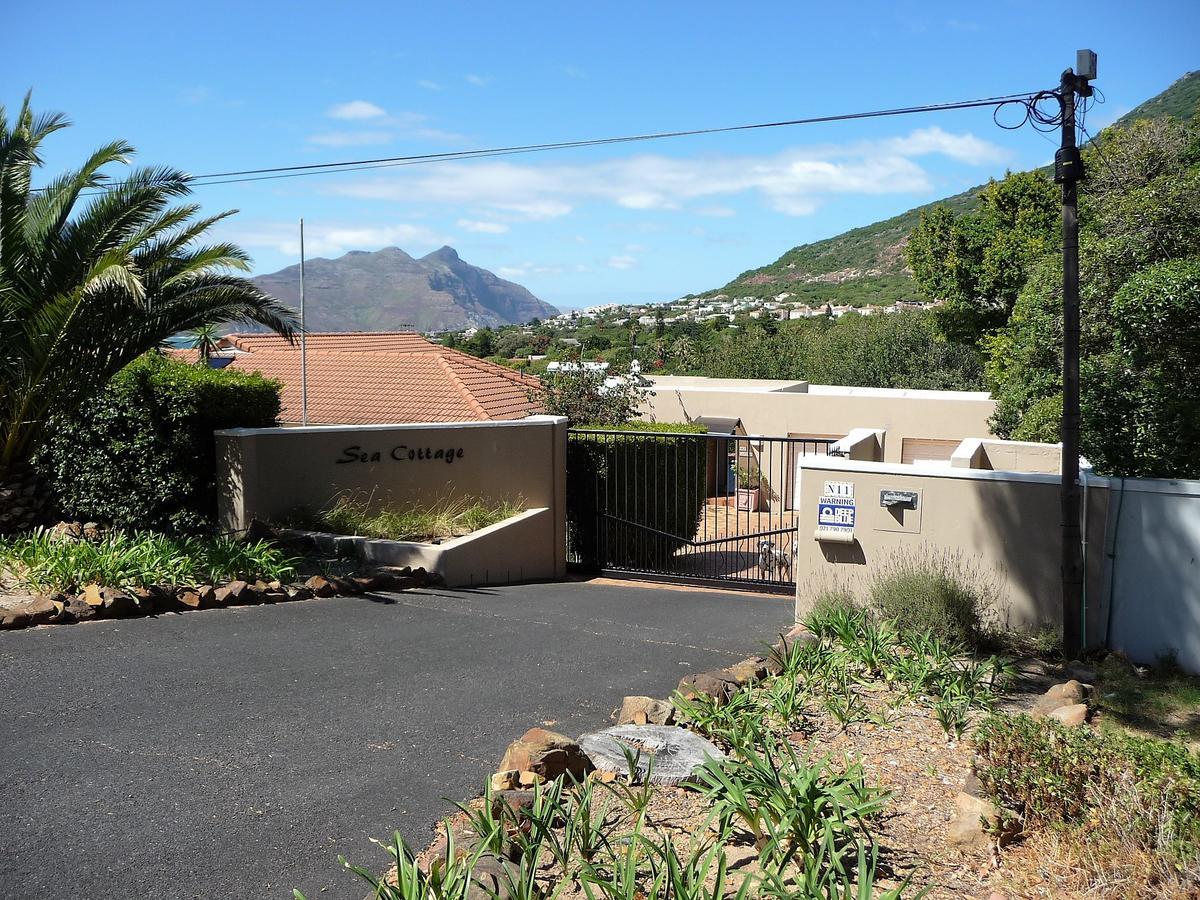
566,422,707,569
866,547,997,649
0,528,295,592
974,713,1200,872
283,494,522,542
35,353,281,535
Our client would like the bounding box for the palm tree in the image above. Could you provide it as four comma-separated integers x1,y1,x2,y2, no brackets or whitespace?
0,96,297,533
671,335,697,370
188,324,223,364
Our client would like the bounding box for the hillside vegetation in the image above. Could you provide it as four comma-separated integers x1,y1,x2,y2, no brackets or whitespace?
697,70,1200,307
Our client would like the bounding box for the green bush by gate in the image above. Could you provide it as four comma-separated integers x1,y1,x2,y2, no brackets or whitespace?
37,354,281,535
566,422,707,571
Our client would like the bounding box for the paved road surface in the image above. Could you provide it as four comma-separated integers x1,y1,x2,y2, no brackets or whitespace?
0,580,790,900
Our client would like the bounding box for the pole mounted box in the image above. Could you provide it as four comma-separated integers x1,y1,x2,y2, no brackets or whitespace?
1076,49,1097,81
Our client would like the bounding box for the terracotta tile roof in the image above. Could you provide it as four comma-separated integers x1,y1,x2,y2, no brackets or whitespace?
221,331,432,354
221,332,543,425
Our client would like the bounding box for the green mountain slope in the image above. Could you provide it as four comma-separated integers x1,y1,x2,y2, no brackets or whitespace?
698,70,1200,305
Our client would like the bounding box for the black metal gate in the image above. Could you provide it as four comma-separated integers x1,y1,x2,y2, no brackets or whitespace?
566,429,836,593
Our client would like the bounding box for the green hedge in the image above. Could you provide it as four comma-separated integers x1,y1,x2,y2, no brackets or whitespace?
36,354,281,535
567,421,707,570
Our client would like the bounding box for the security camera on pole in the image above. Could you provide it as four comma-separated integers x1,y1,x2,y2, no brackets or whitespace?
1057,50,1096,658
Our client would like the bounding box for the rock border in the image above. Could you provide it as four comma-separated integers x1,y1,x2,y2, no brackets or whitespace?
0,566,437,630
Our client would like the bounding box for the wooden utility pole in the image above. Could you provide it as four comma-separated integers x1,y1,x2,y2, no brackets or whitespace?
1057,51,1095,658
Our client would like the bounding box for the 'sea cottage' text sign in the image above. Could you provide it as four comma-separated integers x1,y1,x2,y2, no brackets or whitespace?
336,444,465,465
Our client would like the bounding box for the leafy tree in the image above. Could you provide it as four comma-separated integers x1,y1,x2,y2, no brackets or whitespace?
0,96,296,532
987,115,1200,477
670,335,698,370
466,327,495,358
907,170,1058,344
536,366,649,425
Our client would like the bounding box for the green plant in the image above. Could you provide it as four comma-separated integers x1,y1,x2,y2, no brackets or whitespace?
0,95,296,533
733,466,761,491
0,527,295,592
37,353,281,535
295,827,490,900
974,712,1200,869
671,688,767,754
693,737,885,870
285,493,523,542
866,548,997,650
566,424,707,569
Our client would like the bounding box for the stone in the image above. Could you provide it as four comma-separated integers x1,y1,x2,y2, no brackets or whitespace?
947,790,1008,849
766,627,819,674
23,594,60,625
1045,679,1088,702
328,575,363,596
579,725,724,785
63,596,96,622
616,696,675,726
676,670,740,705
222,580,253,605
1065,660,1099,684
131,585,165,614
517,770,542,787
0,606,30,629
723,656,769,686
1012,656,1055,676
304,575,337,598
1048,703,1089,727
100,587,138,618
490,789,537,820
490,770,520,792
284,583,313,601
497,728,592,783
81,583,105,608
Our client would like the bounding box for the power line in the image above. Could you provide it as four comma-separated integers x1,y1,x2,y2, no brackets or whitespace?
46,90,1043,195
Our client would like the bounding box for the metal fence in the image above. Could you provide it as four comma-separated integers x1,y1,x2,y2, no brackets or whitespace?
566,429,836,592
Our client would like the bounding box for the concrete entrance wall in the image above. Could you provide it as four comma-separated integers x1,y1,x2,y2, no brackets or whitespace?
215,416,569,584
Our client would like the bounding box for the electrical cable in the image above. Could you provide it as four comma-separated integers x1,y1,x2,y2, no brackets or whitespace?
40,90,1044,195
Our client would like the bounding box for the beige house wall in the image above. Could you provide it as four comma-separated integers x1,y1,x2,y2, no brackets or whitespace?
794,457,1110,641
641,379,995,463
216,416,569,582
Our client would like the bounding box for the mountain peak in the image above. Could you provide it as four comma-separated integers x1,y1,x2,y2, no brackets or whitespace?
423,245,461,264
253,245,558,332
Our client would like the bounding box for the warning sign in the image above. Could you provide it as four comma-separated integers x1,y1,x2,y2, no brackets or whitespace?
816,481,856,537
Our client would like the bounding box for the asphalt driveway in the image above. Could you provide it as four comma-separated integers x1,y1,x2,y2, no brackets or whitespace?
0,579,790,900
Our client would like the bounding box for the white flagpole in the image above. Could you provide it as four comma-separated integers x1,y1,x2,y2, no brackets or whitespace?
299,218,309,426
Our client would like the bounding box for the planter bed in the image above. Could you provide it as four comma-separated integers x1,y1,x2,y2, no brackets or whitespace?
278,507,555,588
0,566,434,631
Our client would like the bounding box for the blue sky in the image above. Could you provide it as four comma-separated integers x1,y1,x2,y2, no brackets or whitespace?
6,0,1197,310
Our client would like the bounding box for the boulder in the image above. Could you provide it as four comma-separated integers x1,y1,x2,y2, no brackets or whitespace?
304,575,337,598
1045,679,1089,702
579,724,724,785
497,728,592,782
328,575,363,596
0,605,30,630
766,626,819,674
284,583,313,601
616,696,675,726
1048,703,1089,727
723,657,769,686
100,587,138,618
0,594,61,628
676,670,741,705
80,583,105,609
947,775,1018,848
63,596,96,622
177,585,217,610
1065,660,1099,684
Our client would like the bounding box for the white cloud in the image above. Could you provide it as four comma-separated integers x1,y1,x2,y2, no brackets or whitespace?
457,219,510,234
227,221,446,258
327,100,387,120
330,127,1007,219
607,255,637,270
497,262,569,279
307,130,394,147
880,127,1009,165
695,205,736,217
465,74,490,87
418,79,445,91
